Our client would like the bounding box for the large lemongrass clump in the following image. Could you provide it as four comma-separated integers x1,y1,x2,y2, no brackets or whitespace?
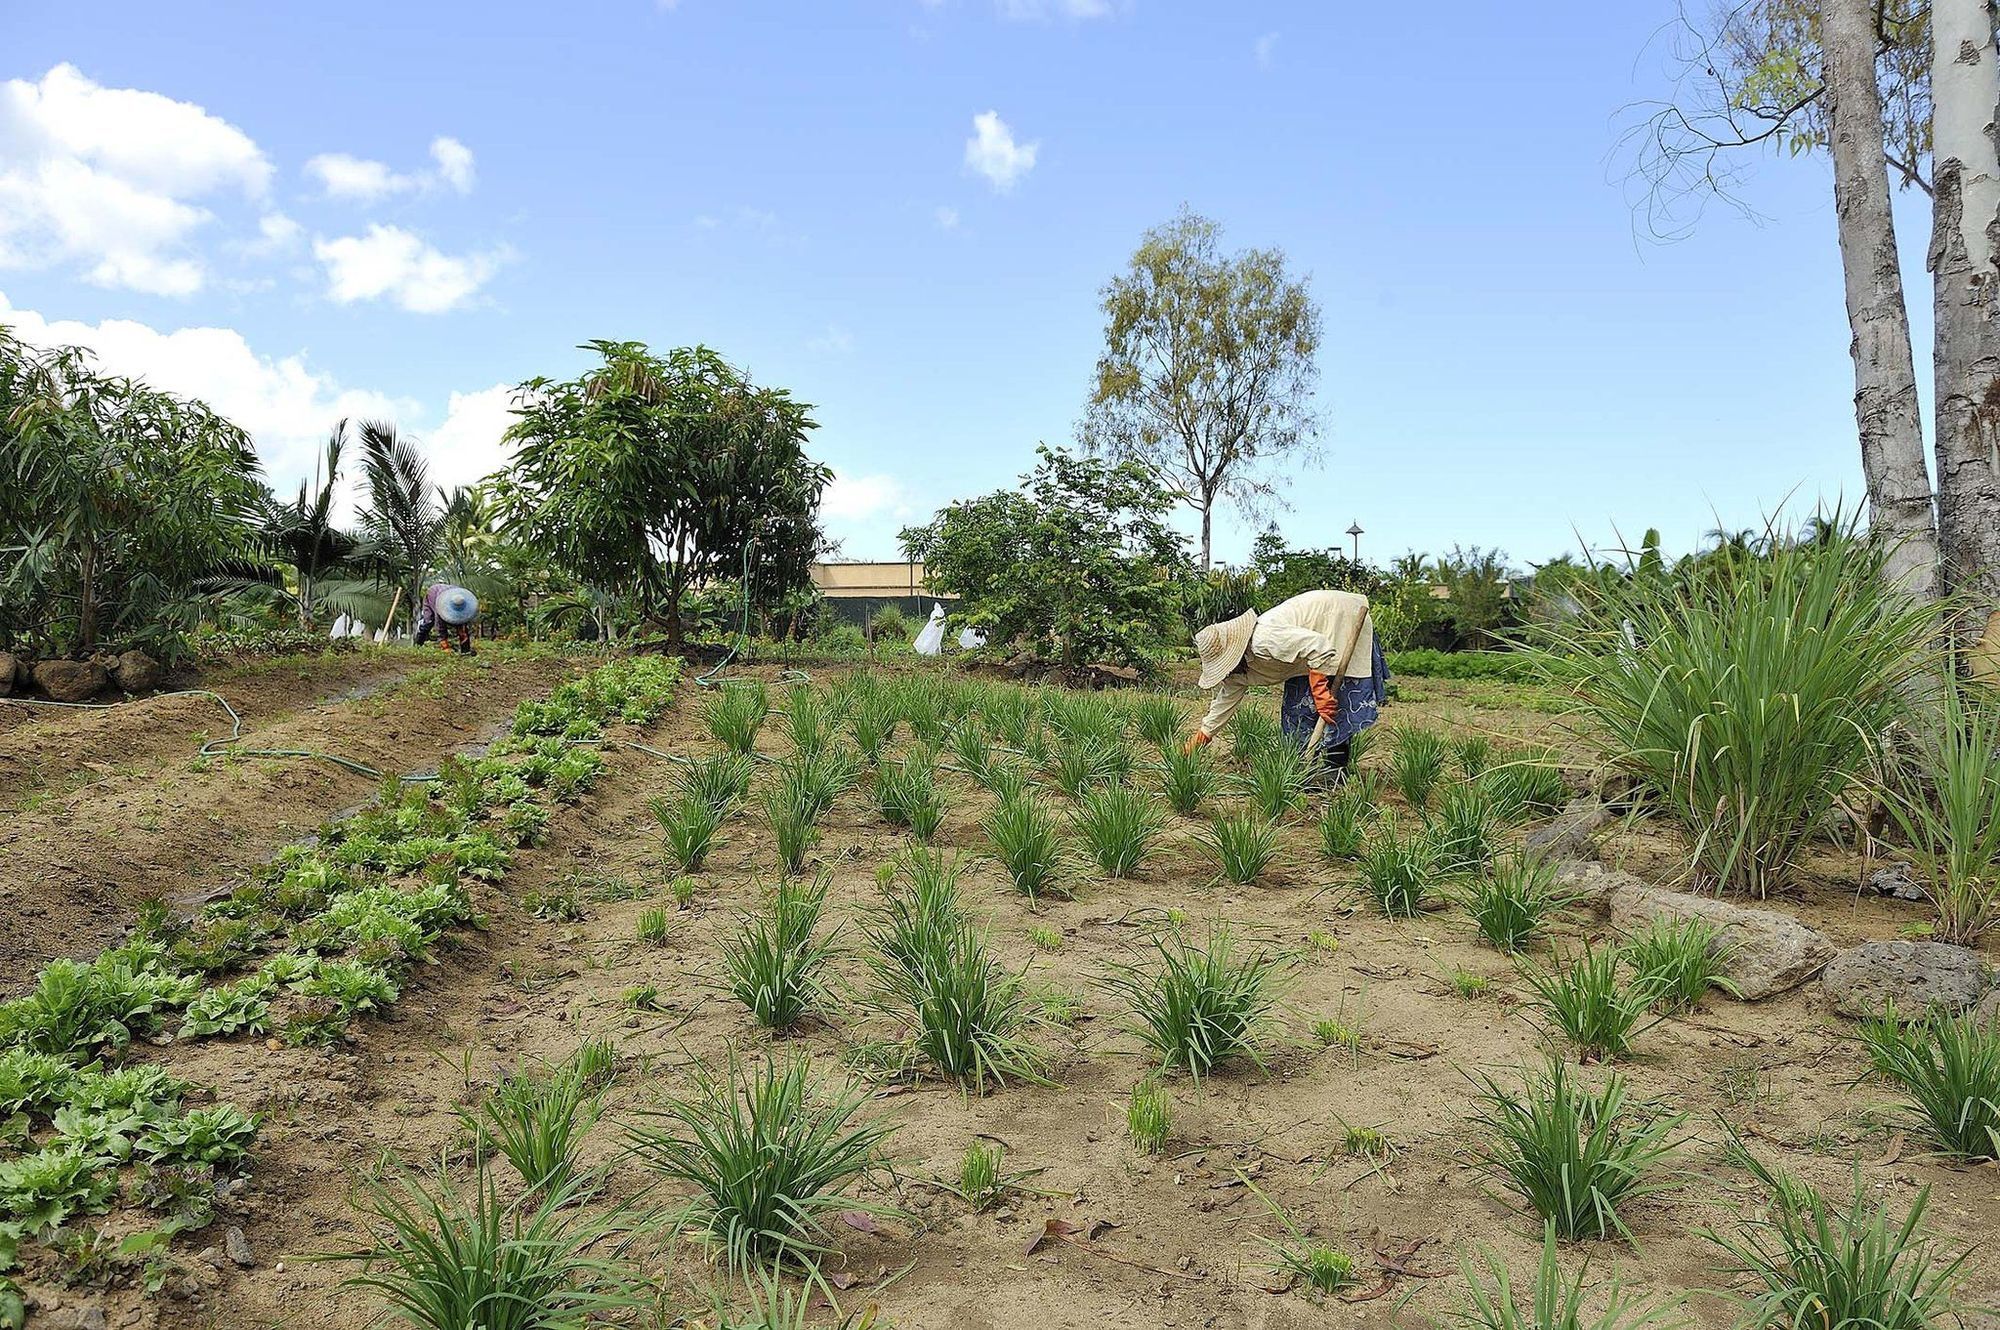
1882,678,2000,944
1531,516,1936,896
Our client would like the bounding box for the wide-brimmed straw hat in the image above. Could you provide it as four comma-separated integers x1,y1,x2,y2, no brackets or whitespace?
1194,608,1258,690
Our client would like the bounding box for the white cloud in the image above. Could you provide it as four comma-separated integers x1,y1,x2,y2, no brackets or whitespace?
822,473,913,524
305,137,477,201
430,137,476,193
244,211,302,256
933,205,960,230
807,324,855,355
996,0,1111,18
425,383,519,491
0,64,271,295
313,224,508,313
0,291,410,487
964,111,1037,192
1255,31,1279,68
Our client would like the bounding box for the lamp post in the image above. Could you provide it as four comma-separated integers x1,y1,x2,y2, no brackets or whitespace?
1346,521,1364,564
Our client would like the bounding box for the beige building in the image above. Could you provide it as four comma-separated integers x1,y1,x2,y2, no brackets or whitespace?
809,560,955,625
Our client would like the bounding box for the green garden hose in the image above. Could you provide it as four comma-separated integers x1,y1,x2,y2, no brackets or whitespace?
691,539,810,690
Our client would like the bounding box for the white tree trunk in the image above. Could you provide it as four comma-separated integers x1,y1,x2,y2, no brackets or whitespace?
1825,0,1941,599
1929,0,2000,659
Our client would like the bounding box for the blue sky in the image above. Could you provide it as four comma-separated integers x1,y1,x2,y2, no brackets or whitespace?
2,1,1918,569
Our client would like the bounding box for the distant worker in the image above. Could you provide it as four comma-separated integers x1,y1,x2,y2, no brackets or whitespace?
414,582,480,654
1185,588,1388,782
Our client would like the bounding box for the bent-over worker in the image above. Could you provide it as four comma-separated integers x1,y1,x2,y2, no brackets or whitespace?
414,582,480,654
1185,588,1388,780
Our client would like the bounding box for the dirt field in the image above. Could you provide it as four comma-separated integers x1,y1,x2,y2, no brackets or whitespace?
8,657,1997,1329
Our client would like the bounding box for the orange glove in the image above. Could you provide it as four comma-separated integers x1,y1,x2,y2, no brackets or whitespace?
1306,671,1340,726
1180,730,1212,755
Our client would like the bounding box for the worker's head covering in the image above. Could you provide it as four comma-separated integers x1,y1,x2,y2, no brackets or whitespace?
435,586,479,626
1194,608,1258,690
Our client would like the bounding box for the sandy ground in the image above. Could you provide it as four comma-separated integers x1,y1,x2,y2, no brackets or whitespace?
9,661,1998,1329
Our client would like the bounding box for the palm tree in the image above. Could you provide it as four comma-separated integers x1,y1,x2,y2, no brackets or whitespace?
357,419,446,628
259,421,357,629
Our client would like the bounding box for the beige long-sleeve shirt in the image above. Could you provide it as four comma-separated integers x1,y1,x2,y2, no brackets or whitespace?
1198,589,1376,738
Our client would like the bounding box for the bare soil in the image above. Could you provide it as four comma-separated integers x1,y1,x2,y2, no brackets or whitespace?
11,665,1998,1329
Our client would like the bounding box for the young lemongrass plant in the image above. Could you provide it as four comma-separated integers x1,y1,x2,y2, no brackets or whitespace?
1390,727,1449,812
763,782,819,876
704,683,769,756
1530,516,1937,896
625,1051,895,1278
1132,694,1185,749
1073,784,1166,878
983,687,1039,749
1044,691,1124,748
1448,1223,1690,1330
873,848,969,975
331,1157,642,1330
947,718,994,784
778,684,834,754
1479,753,1573,825
1703,1141,1973,1330
1127,1079,1173,1154
984,792,1069,902
1317,790,1373,861
976,756,1030,803
1453,734,1495,780
1520,944,1662,1060
956,1139,1008,1211
848,693,900,765
1461,854,1575,952
1159,743,1218,816
1100,923,1288,1079
1051,734,1130,799
1427,782,1497,875
1857,1006,2000,1161
1472,1057,1685,1241
875,750,945,840
1619,917,1737,1013
1355,818,1440,917
676,752,758,817
652,794,724,873
1882,678,2000,943
1242,1176,1360,1299
1229,706,1282,760
460,1061,601,1194
1204,811,1281,885
864,903,1047,1091
720,874,837,1030
1243,742,1312,822
786,745,861,820
896,676,950,746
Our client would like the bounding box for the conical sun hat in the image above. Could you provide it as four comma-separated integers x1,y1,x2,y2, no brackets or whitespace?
1195,608,1258,690
436,586,479,626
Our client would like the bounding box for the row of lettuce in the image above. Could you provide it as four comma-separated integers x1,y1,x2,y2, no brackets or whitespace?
0,655,682,1317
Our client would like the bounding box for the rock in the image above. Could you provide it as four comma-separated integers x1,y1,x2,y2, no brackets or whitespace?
1607,880,1835,1000
110,649,162,692
1976,988,2000,1023
1549,859,1634,907
0,651,16,696
32,658,107,702
1821,941,1995,1018
73,1308,108,1330
1524,801,1611,861
1865,862,1928,903
224,1225,255,1268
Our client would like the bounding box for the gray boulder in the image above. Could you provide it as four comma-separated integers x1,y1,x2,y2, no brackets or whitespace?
0,651,16,697
110,648,162,693
32,658,107,702
1525,801,1611,861
1821,940,1995,1018
1865,862,1928,903
1607,880,1835,1000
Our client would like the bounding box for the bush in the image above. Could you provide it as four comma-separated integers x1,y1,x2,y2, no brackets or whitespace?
651,794,723,873
1387,649,1534,682
1532,521,1936,895
875,751,945,840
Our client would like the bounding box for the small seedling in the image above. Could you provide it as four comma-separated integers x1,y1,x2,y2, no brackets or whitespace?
957,1139,1007,1210
668,875,698,910
1241,1174,1360,1299
636,906,674,947
622,983,663,1011
1342,1123,1391,1159
1127,1080,1172,1154
1028,925,1065,952
1312,1012,1364,1058
1448,968,1491,999
522,877,585,923
1304,928,1339,959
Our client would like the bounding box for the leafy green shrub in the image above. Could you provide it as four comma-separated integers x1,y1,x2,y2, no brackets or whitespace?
0,956,197,1056
1390,727,1448,811
1472,1057,1684,1241
721,875,836,1030
1073,784,1165,878
0,1048,75,1120
1203,812,1280,885
1387,649,1534,682
1531,522,1935,895
984,792,1068,902
1620,917,1737,1013
1101,924,1286,1079
1858,1007,1999,1161
1159,743,1217,816
651,793,723,873
1520,945,1660,1060
625,1052,894,1274
1461,855,1573,953
136,1105,258,1170
179,974,275,1038
0,1145,116,1234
